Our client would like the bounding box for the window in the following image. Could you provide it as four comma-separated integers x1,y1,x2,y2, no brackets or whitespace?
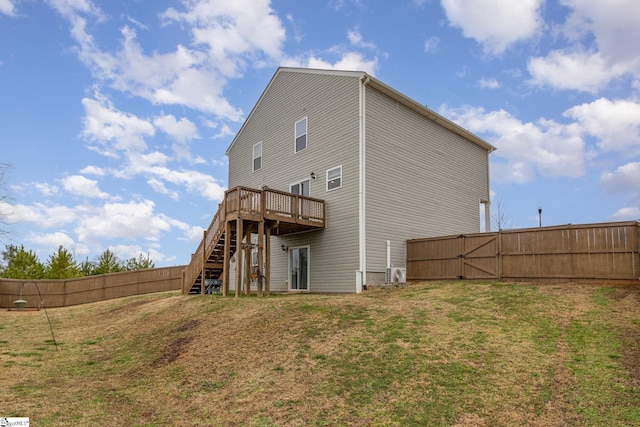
295,117,307,153
251,249,259,267
290,179,310,196
253,142,262,172
326,166,342,191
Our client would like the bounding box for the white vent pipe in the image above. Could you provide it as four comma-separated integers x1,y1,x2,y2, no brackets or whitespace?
387,240,391,269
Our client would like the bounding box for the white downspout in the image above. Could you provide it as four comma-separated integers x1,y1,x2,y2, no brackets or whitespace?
386,240,391,270
357,75,370,293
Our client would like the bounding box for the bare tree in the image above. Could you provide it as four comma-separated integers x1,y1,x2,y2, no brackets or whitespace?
0,163,12,241
491,195,512,231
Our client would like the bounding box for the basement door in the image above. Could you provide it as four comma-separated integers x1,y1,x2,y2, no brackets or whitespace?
289,246,309,290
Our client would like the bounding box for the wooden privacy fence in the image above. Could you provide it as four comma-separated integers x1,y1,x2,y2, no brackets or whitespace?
407,221,640,284
0,266,185,308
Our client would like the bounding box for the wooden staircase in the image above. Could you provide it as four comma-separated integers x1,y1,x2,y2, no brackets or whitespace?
182,186,326,296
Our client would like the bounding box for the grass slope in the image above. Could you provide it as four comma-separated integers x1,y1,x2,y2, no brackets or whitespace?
1,281,639,426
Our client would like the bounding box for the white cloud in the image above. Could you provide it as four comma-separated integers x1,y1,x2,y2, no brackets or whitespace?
348,29,376,49
59,175,109,199
564,98,640,154
528,50,630,93
560,0,640,65
210,122,235,140
607,207,640,221
600,162,640,197
27,231,76,252
82,95,154,155
600,162,640,220
153,114,199,144
50,2,246,120
424,37,440,54
109,243,167,262
527,0,640,92
161,0,286,77
147,177,180,200
148,167,226,202
79,165,107,176
183,224,206,242
0,202,77,228
477,77,501,89
33,182,59,196
74,199,172,243
441,105,585,183
2,197,191,260
441,0,543,55
0,0,16,16
46,0,103,18
153,113,200,160
285,52,378,76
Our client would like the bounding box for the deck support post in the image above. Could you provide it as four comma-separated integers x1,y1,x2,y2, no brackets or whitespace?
265,224,272,297
244,225,251,296
222,220,231,297
257,220,264,297
235,218,243,298
201,229,207,295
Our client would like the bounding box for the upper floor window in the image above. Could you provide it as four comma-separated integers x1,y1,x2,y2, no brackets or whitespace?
326,166,342,191
295,117,307,153
253,141,262,172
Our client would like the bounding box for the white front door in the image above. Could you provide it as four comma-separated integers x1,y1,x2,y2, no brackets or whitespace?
289,246,309,290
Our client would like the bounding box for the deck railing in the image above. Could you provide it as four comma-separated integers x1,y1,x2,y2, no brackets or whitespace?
263,188,325,225
182,199,226,294
182,187,325,294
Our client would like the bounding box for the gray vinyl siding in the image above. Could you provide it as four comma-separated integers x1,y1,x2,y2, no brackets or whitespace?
364,86,490,276
227,71,361,293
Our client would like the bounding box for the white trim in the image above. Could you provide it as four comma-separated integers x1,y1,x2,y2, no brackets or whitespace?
252,141,262,172
289,178,311,197
326,165,342,191
288,245,310,292
294,116,308,153
358,76,369,293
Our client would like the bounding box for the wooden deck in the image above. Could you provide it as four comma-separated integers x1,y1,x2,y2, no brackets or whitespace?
182,187,325,296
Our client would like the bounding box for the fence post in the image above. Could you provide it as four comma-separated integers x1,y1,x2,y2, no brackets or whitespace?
63,280,68,307
568,224,575,281
498,230,502,280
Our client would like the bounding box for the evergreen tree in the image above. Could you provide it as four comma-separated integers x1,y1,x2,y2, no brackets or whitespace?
78,257,95,276
125,253,155,271
93,248,122,275
45,245,80,279
0,244,45,279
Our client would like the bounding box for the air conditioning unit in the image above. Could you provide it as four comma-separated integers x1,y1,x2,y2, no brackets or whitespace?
385,267,406,284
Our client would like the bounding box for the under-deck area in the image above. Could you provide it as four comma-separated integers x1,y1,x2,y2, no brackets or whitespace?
182,187,326,296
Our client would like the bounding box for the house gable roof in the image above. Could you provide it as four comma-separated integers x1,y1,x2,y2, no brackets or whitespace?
225,67,496,155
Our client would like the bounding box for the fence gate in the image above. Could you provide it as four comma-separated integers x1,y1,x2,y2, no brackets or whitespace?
459,233,499,280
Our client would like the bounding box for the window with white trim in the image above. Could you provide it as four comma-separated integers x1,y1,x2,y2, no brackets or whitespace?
290,179,310,196
326,165,342,191
253,141,262,172
295,117,307,153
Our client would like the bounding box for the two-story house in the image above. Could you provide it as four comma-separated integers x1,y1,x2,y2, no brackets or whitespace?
182,67,495,296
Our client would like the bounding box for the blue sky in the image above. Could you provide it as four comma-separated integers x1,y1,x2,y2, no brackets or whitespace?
1,0,639,267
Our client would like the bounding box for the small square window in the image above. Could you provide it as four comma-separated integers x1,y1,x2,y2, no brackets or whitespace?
253,142,262,172
326,166,342,191
295,117,307,153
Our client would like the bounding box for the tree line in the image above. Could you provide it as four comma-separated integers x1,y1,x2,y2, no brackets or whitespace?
0,244,155,280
